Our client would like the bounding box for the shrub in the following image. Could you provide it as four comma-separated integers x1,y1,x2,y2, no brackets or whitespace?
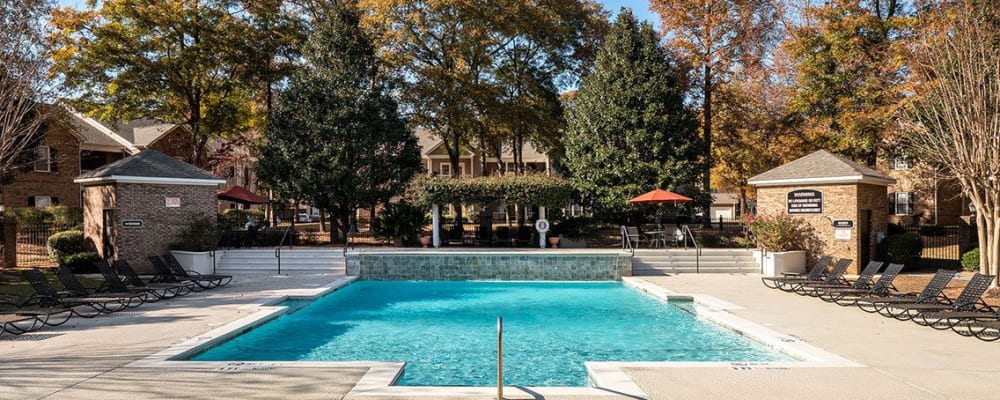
887,222,906,235
8,207,53,225
552,216,599,240
744,213,811,252
47,206,83,230
412,174,574,208
47,230,90,264
62,252,102,273
373,202,429,246
220,209,266,229
881,233,924,266
919,224,947,237
962,248,980,272
169,216,220,252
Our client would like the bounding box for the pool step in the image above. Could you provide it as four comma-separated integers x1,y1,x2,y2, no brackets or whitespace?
215,249,346,275
631,249,758,275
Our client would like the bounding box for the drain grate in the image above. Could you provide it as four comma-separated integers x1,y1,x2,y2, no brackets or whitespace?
214,362,276,372
0,333,63,341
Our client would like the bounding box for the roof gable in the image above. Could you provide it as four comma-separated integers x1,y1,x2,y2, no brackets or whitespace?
748,150,895,187
74,149,224,185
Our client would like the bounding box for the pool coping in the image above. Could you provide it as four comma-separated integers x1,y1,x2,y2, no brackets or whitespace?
128,276,862,400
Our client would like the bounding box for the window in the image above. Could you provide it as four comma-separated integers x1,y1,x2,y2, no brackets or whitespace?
440,164,451,177
891,192,914,215
893,155,911,170
34,146,50,172
31,196,52,208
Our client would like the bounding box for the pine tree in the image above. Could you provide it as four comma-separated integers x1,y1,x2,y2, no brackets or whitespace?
563,11,701,218
257,4,422,239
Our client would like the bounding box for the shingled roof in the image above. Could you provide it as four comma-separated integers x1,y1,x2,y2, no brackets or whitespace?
748,150,895,187
74,150,224,185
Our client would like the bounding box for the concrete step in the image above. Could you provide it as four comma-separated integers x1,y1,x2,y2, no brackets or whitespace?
632,267,758,275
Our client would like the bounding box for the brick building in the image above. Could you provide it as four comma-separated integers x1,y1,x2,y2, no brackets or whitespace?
749,150,896,274
878,153,972,226
75,150,224,271
0,112,85,208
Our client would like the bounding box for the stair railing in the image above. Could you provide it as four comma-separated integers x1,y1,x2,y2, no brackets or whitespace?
275,226,292,274
681,225,701,273
620,225,635,256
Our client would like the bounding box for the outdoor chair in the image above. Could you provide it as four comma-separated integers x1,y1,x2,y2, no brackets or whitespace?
819,263,905,306
886,273,995,327
444,227,465,246
954,318,1000,342
113,260,194,299
160,254,233,289
793,258,853,296
809,261,883,301
855,269,955,318
146,255,210,291
0,312,43,336
761,256,833,291
91,261,166,303
0,300,70,336
20,268,139,317
622,226,642,250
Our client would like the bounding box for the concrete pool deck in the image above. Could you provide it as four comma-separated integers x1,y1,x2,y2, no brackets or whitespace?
4,272,1000,399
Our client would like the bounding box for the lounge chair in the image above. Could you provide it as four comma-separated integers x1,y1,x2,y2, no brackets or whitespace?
160,254,233,289
887,273,995,326
21,268,140,317
113,260,194,299
809,261,883,301
90,261,168,303
819,263,904,306
961,319,1000,342
855,269,955,318
794,258,853,296
761,256,833,291
0,300,73,334
0,313,43,336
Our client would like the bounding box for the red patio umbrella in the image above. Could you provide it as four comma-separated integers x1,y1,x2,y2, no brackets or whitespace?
628,189,692,226
216,185,270,205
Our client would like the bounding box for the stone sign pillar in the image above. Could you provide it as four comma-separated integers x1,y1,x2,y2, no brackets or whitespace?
748,150,897,274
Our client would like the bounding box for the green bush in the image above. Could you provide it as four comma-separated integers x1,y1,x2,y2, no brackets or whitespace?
9,207,53,225
62,252,102,273
962,248,980,272
744,213,811,252
47,230,90,264
169,216,220,252
220,208,266,229
919,224,947,237
372,202,429,246
552,216,599,240
881,233,924,266
412,174,574,208
47,206,83,230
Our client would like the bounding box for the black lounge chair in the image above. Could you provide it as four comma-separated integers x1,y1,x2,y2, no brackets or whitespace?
0,312,43,336
761,256,833,291
21,268,141,317
113,260,194,299
888,273,995,327
91,261,166,303
855,269,955,318
160,254,232,289
0,300,73,335
810,261,883,301
56,265,151,308
959,319,1000,342
795,258,853,296
819,263,904,306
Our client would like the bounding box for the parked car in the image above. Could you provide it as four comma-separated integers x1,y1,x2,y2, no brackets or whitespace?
297,213,321,222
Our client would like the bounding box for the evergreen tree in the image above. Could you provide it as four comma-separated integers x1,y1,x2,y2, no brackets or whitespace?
257,4,422,239
563,11,701,218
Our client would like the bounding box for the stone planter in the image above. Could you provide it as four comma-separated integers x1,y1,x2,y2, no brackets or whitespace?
419,235,431,248
753,250,806,277
548,236,560,248
170,250,215,275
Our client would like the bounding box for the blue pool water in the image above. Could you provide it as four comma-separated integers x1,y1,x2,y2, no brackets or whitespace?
191,281,789,386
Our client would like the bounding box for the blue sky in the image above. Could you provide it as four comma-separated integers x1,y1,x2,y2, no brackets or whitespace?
56,0,659,27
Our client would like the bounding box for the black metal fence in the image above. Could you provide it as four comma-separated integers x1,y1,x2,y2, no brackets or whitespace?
902,225,962,269
17,223,55,267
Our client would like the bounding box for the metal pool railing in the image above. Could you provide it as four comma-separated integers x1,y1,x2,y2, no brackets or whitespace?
497,315,503,400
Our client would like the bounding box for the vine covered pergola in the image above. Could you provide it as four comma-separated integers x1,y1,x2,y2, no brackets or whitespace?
412,175,574,248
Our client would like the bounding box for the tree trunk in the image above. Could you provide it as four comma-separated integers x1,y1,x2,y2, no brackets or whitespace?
318,208,327,233
702,64,713,227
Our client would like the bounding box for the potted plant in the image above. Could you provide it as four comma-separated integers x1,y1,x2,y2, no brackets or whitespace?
419,231,432,248
372,202,430,247
169,215,220,274
745,213,810,277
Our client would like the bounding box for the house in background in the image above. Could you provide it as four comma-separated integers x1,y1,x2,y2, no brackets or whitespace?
0,112,85,209
709,192,740,221
417,129,551,178
879,153,972,226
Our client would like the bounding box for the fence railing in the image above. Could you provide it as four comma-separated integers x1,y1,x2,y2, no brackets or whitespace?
901,225,962,269
16,223,55,267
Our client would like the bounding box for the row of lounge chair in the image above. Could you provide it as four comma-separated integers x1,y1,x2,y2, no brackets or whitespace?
0,254,232,337
762,256,1000,342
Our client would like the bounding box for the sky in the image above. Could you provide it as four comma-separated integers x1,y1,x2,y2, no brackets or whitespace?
55,0,660,27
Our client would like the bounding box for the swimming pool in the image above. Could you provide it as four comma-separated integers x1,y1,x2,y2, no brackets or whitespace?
190,281,790,386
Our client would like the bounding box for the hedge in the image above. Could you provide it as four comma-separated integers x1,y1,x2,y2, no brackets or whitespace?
47,230,90,264
412,174,573,208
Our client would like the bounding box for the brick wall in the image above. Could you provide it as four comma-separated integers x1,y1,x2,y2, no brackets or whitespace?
756,182,889,275
147,127,196,165
109,183,217,272
882,161,970,226
83,184,116,258
2,124,82,208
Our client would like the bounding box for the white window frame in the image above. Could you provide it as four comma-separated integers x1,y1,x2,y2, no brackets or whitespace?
34,146,51,172
893,155,911,170
894,192,913,215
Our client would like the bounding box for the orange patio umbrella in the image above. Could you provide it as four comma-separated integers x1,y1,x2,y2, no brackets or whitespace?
628,189,692,226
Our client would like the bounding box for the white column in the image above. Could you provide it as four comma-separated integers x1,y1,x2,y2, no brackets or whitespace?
432,204,441,248
538,206,546,248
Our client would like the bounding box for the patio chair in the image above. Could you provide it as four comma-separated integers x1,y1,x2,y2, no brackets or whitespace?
160,254,233,289
761,256,833,291
113,260,194,299
819,263,904,306
855,269,955,318
20,268,139,317
91,261,171,303
0,299,73,334
0,312,43,336
886,273,995,327
622,226,642,250
793,258,853,296
146,255,209,291
809,261,883,301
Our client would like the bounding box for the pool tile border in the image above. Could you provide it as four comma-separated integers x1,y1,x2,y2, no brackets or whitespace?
128,276,861,400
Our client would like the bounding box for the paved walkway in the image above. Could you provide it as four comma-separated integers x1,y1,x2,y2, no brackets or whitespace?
3,273,1000,399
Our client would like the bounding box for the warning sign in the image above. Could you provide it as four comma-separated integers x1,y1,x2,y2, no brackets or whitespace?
787,190,823,214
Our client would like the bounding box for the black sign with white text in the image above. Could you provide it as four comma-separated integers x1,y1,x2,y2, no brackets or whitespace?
787,190,823,214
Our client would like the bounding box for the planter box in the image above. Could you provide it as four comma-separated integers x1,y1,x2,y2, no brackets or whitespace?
753,250,806,277
169,250,215,275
